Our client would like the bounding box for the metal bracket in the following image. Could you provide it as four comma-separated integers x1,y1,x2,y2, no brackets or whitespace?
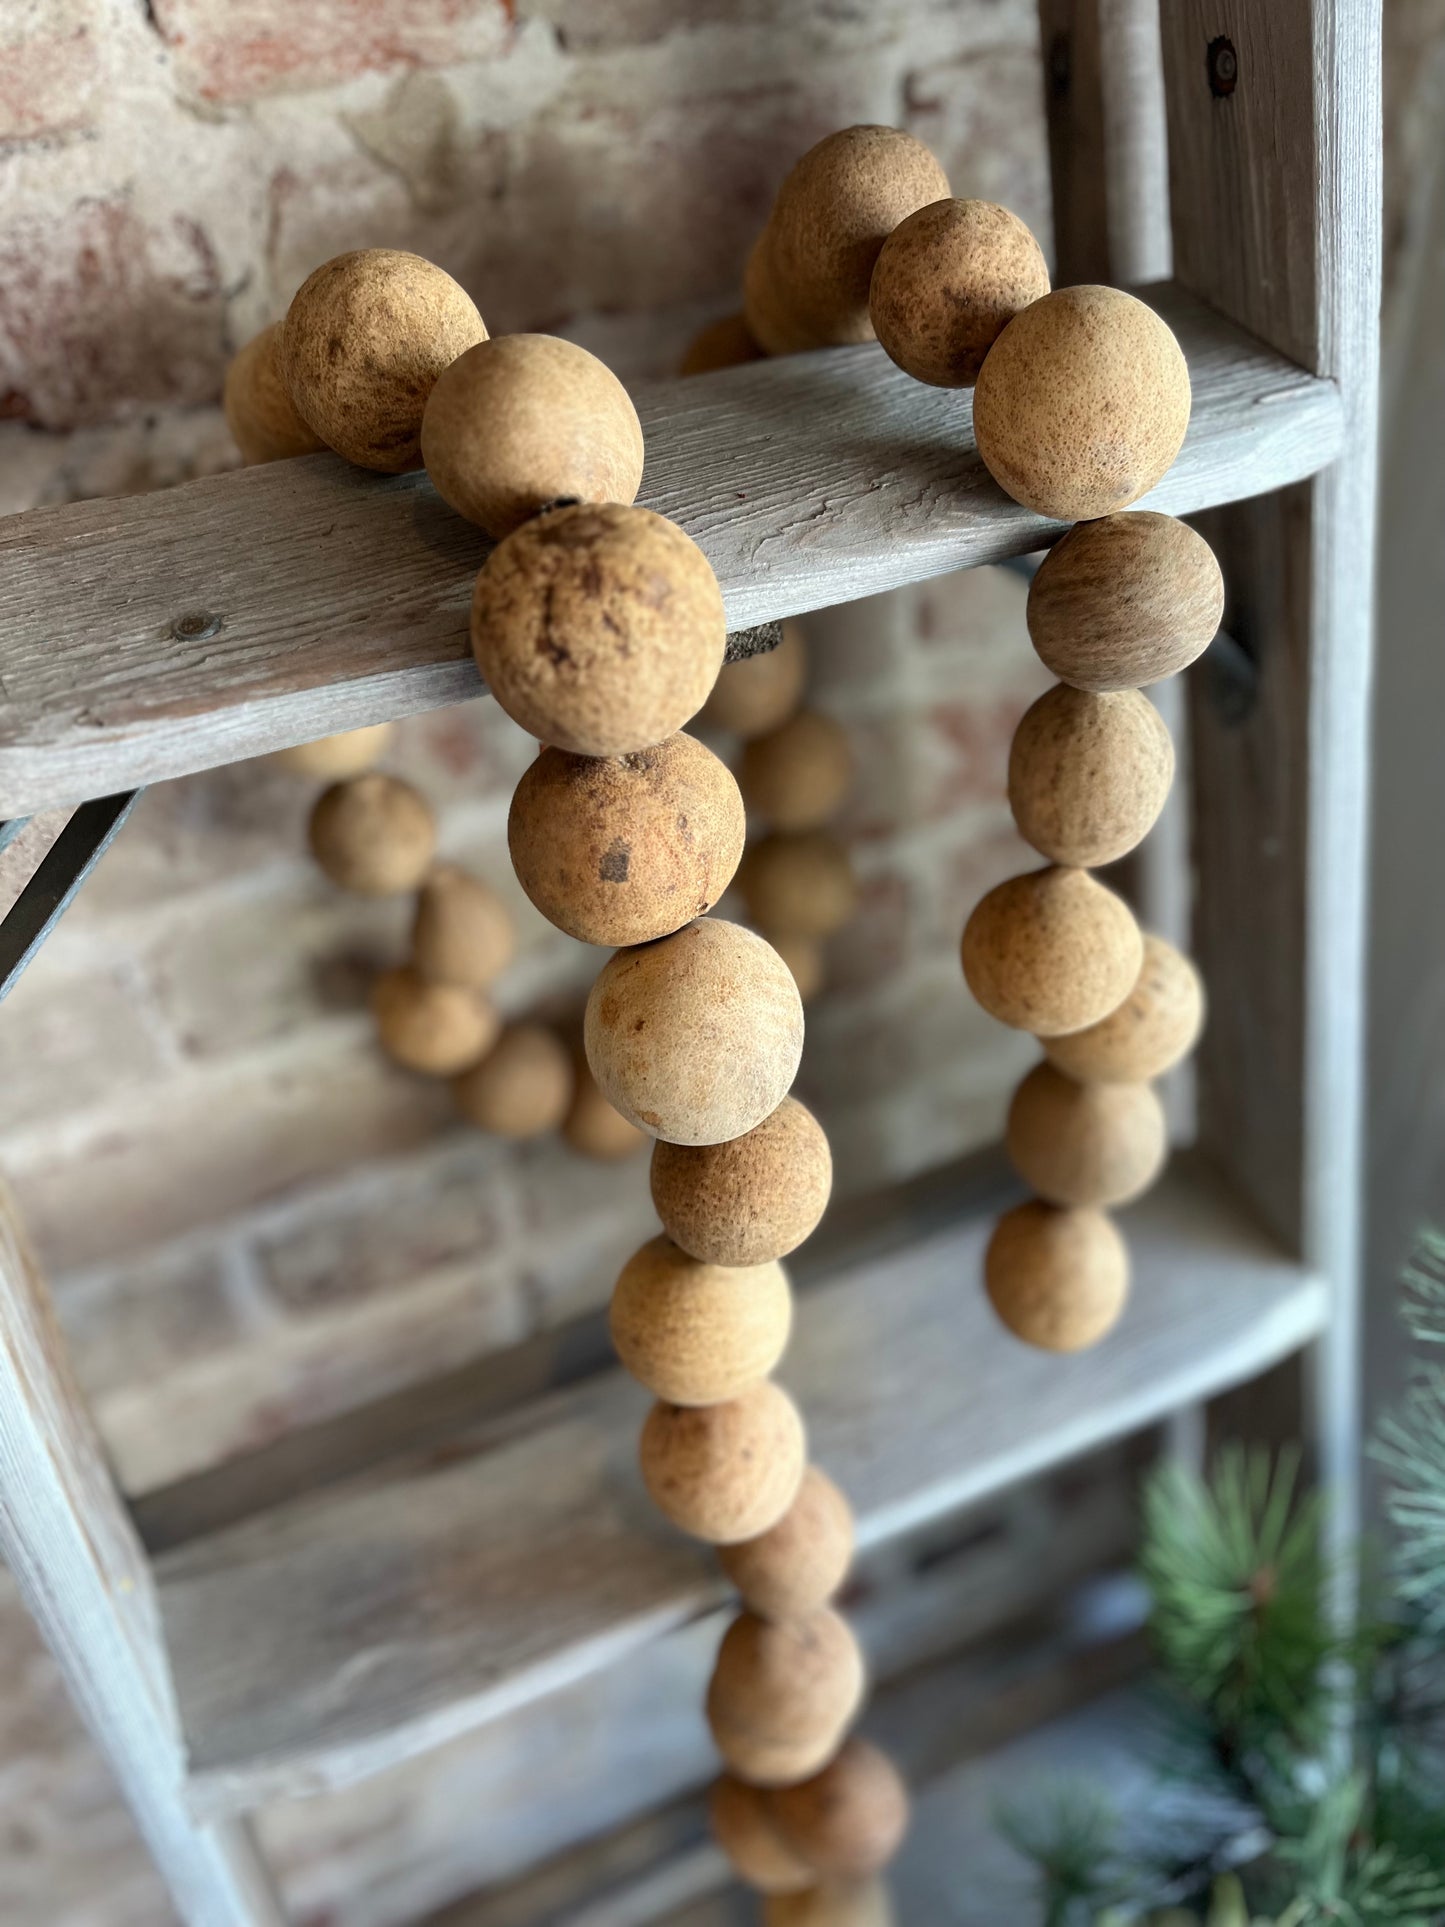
0,792,142,1003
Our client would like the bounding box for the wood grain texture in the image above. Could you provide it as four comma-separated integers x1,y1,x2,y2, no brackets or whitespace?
0,284,1341,816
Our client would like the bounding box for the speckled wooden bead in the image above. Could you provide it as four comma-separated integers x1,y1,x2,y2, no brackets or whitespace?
1008,686,1174,867
961,868,1142,1036
869,199,1050,387
371,966,498,1077
744,235,830,357
640,1381,806,1544
420,333,644,540
585,920,803,1145
453,1024,573,1139
651,1096,832,1266
707,1607,865,1785
610,1236,792,1406
718,1465,855,1621
710,1777,814,1895
1027,512,1225,691
308,774,437,896
972,286,1191,520
562,1057,646,1161
704,621,808,737
1044,933,1205,1083
224,323,325,465
741,711,853,832
739,833,858,940
410,864,516,989
281,249,486,472
764,1880,895,1927
773,932,826,1004
271,723,393,779
985,1201,1130,1352
770,1739,910,1879
472,503,726,757
682,314,765,377
1006,1063,1167,1208
509,733,745,947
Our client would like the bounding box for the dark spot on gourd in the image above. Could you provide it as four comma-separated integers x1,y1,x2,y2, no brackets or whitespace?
599,839,631,884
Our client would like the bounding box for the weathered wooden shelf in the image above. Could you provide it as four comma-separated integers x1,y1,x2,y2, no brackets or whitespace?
0,282,1341,817
154,1156,1326,1818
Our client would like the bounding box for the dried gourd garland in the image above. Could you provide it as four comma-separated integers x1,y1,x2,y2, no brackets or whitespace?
222,122,1214,1925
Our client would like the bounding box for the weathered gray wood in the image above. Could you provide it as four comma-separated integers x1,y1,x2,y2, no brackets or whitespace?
0,283,1341,817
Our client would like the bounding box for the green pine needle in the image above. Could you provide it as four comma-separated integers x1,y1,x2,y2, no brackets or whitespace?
1372,1227,1445,1634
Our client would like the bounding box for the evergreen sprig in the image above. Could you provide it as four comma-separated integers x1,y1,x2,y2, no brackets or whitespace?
1372,1230,1445,1632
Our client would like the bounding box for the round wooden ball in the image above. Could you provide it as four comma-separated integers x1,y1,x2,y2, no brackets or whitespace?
741,711,852,832
739,833,858,940
471,503,725,757
271,723,394,778
224,323,325,464
1006,1062,1167,1208
718,1465,855,1621
639,1381,806,1545
585,920,803,1145
682,313,765,377
650,1096,832,1266
410,864,515,989
1008,685,1174,867
420,334,644,540
710,1777,814,1896
453,1024,573,1139
765,1880,895,1927
609,1236,792,1406
985,1201,1130,1352
1027,512,1225,691
308,774,437,895
509,733,745,947
281,249,487,472
371,966,498,1077
1044,933,1204,1083
972,286,1191,520
707,1607,865,1785
703,621,808,737
961,867,1142,1037
770,1739,910,1880
869,199,1050,387
562,1057,646,1161
773,932,826,1005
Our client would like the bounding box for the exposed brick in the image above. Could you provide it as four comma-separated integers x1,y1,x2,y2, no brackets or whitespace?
0,1,105,145
0,957,167,1134
55,1244,246,1400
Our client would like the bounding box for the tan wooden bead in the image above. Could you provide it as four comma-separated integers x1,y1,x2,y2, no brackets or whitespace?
961,867,1142,1036
1027,512,1225,691
371,965,498,1077
703,622,809,737
973,286,1191,521
769,1739,910,1879
740,833,858,940
764,1879,895,1927
410,864,515,989
453,1024,573,1139
773,932,826,1004
420,334,644,540
718,1465,855,1621
308,774,437,896
271,723,393,779
585,920,803,1146
985,1200,1130,1352
869,198,1050,388
223,323,325,465
1006,1062,1167,1208
1008,685,1174,867
1044,933,1205,1084
681,313,765,377
640,1382,806,1545
281,249,486,472
562,1056,646,1161
508,733,745,947
610,1236,792,1406
707,1607,865,1784
744,233,829,357
741,711,853,832
710,1776,814,1895
472,503,726,757
651,1096,833,1267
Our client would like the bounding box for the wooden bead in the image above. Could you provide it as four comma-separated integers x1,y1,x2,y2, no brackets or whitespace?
985,1201,1129,1351
1008,686,1174,867
271,723,393,779
681,314,765,377
769,1738,910,1879
704,621,808,737
281,249,487,472
710,1777,814,1895
308,774,436,895
1027,512,1225,691
1006,1063,1167,1207
707,1607,865,1784
1044,933,1205,1083
410,864,515,989
562,1057,646,1161
223,323,325,465
962,867,1142,1036
371,965,498,1077
869,199,1050,388
471,503,725,757
972,286,1191,520
420,334,644,540
764,1880,895,1927
453,1024,573,1138
718,1465,855,1621
773,932,826,1004
585,920,803,1145
508,733,745,947
651,1096,833,1267
610,1236,792,1406
741,711,852,832
640,1382,806,1545
740,833,858,940
744,234,828,357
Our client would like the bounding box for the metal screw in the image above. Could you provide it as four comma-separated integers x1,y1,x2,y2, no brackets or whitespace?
1207,35,1238,98
170,611,223,641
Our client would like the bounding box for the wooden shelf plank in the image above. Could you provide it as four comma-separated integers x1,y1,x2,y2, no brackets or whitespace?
0,283,1340,817
154,1157,1326,1817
